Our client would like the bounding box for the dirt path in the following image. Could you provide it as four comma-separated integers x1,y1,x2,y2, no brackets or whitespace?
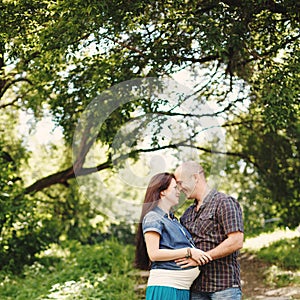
240,252,300,299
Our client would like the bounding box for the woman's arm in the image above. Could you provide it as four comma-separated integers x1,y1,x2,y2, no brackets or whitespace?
145,231,211,264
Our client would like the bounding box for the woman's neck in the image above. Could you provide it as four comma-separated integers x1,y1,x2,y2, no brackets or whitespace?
157,200,171,215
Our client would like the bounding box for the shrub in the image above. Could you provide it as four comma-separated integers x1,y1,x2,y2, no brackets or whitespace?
0,239,139,300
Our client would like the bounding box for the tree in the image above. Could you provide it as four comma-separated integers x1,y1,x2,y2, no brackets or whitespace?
0,0,299,260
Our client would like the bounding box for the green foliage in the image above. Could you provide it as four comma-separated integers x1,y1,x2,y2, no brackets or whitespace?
0,239,139,300
255,237,300,287
0,0,300,274
265,265,300,288
40,183,101,244
221,103,299,230
238,118,299,228
0,139,59,271
0,146,99,272
0,193,61,272
243,230,300,289
88,221,136,245
257,237,300,271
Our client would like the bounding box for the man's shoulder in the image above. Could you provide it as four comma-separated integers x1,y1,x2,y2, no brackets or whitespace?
214,191,242,214
184,203,195,212
214,190,230,198
214,191,237,203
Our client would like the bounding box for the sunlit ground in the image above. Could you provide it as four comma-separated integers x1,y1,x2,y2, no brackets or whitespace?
243,227,300,251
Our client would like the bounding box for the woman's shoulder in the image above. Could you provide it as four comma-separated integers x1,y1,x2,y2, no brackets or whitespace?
142,209,165,233
143,209,162,223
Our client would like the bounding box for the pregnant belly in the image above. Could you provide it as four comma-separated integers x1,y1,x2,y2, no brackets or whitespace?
147,267,200,290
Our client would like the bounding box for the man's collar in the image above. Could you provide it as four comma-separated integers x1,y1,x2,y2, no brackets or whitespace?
203,188,217,204
193,188,217,207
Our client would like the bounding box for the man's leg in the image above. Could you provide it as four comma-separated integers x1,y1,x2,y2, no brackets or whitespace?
190,291,210,300
210,287,242,300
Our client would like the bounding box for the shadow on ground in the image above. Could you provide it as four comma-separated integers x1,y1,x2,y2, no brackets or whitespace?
240,252,300,300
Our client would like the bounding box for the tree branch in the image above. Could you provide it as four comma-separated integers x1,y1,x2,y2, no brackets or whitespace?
0,77,33,100
24,160,112,195
24,134,261,195
106,36,145,56
0,97,20,109
172,54,219,64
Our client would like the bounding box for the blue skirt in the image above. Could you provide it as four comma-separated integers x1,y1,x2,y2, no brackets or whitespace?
146,286,190,300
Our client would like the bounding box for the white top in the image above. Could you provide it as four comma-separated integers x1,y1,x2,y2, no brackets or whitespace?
147,267,200,290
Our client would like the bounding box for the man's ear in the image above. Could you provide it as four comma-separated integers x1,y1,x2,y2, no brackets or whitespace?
193,173,199,182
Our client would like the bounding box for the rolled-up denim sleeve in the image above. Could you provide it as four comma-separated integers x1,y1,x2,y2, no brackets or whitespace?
142,211,163,236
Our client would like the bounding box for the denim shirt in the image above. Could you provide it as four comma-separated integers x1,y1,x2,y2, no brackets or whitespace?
142,206,195,270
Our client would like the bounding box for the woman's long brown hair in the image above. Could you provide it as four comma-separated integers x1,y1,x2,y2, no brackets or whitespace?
134,172,175,270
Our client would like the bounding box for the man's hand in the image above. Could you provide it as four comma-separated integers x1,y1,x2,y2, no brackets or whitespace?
192,249,213,265
175,249,212,268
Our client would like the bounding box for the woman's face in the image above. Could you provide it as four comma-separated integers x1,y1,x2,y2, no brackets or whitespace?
162,178,180,206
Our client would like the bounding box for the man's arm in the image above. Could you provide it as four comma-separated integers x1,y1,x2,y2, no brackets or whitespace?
207,231,244,260
176,231,243,267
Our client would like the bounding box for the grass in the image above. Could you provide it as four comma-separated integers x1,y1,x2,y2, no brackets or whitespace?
257,237,300,270
0,228,299,299
0,239,139,300
256,237,300,287
243,227,300,288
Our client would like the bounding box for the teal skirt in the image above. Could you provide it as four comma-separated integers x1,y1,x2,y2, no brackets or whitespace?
146,286,190,300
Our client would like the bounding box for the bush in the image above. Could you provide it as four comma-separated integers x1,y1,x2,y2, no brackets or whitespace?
0,149,61,272
257,237,300,270
255,236,300,287
0,239,139,300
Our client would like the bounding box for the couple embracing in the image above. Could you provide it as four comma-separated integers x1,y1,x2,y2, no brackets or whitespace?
135,161,244,300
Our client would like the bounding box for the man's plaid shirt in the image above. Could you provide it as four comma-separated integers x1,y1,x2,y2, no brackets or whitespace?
180,189,244,292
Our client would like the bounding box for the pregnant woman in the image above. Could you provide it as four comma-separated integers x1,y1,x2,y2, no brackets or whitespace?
135,172,211,300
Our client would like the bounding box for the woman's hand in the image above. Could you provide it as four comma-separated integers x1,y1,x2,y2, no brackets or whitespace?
175,248,212,268
175,257,199,268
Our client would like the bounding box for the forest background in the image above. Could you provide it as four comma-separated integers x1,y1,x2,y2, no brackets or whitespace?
0,0,299,299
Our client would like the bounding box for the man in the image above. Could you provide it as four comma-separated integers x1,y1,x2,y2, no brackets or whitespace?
174,161,244,300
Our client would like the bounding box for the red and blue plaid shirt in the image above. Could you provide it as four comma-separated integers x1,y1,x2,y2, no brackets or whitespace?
180,189,244,292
